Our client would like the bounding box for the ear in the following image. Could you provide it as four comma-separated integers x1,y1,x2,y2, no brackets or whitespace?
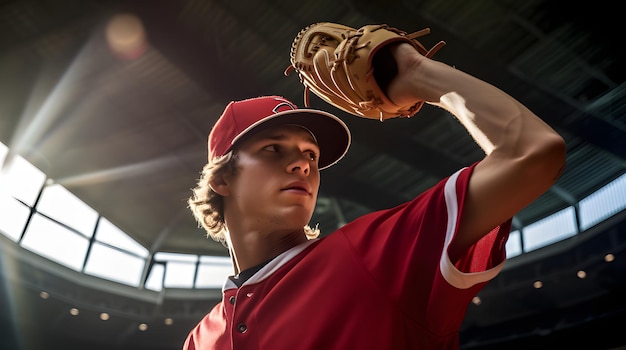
209,173,231,196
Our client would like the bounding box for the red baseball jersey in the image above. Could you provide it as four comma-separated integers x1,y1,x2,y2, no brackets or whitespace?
183,163,511,349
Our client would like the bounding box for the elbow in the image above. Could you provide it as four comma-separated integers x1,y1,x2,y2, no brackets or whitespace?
544,132,566,176
528,132,567,185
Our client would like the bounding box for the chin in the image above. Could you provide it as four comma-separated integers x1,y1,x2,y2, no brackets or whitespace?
268,211,312,228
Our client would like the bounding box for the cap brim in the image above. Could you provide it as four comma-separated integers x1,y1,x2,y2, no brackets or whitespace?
230,109,351,170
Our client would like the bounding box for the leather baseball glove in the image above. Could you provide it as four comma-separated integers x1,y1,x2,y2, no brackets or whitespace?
284,22,445,121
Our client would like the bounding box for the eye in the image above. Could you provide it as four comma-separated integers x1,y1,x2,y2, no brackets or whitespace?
306,150,318,162
262,144,279,152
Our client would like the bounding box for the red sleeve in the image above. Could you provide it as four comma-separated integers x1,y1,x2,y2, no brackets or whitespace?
446,162,511,273
338,163,511,322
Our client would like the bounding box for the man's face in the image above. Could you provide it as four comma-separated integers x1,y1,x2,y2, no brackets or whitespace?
223,125,321,233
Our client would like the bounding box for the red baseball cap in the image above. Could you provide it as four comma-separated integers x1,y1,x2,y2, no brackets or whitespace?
208,96,351,170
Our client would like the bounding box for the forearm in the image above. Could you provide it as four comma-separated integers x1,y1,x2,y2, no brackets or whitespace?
387,43,563,159
419,58,559,157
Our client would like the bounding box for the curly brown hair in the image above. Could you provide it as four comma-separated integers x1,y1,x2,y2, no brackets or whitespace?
188,150,320,247
188,152,239,246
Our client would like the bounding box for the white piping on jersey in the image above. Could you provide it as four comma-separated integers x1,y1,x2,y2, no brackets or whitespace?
439,167,505,289
222,239,318,292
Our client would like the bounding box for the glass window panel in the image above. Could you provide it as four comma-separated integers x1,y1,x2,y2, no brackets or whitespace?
580,173,626,231
505,230,522,259
20,214,89,271
96,218,148,257
163,260,196,288
522,207,577,252
196,256,233,288
145,263,164,292
84,242,145,287
37,184,98,237
155,252,198,263
0,155,46,207
199,255,232,264
0,195,30,242
153,252,198,289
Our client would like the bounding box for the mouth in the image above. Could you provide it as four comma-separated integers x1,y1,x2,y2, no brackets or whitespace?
282,181,311,195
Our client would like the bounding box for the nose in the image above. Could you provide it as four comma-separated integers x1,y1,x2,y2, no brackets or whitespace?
287,153,311,175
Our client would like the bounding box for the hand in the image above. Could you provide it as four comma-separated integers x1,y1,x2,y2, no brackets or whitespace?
383,43,433,108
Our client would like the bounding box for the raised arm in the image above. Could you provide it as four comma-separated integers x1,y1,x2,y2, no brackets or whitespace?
386,43,566,262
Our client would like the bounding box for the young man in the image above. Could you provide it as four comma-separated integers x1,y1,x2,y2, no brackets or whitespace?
184,42,566,349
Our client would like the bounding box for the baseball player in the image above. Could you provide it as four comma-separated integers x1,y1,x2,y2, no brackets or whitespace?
183,23,565,349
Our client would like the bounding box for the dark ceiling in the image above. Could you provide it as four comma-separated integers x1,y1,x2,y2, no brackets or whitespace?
0,0,625,349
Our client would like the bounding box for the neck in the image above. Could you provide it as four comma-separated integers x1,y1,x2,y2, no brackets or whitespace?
227,227,309,273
